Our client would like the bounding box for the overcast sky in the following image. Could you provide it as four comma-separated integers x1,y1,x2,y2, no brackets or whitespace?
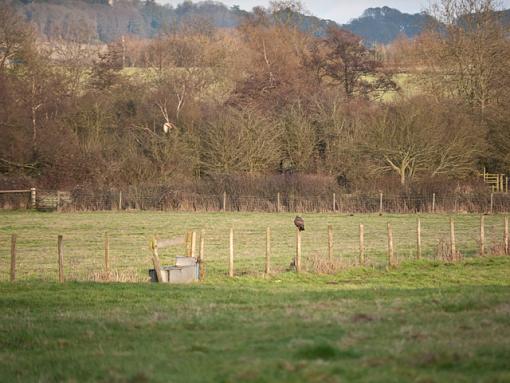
159,0,510,23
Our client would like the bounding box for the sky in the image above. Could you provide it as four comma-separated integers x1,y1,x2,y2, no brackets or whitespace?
159,0,510,24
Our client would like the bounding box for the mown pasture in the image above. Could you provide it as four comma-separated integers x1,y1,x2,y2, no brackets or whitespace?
0,211,508,281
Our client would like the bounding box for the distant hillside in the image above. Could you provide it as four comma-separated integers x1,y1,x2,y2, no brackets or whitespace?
10,1,510,45
13,0,224,42
345,6,510,46
11,0,335,42
343,7,433,45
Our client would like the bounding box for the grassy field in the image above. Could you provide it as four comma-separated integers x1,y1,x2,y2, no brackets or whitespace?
0,211,508,281
0,212,509,381
1,258,509,382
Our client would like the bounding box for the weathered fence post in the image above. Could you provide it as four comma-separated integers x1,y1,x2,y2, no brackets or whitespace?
228,228,234,277
379,193,383,215
359,223,365,266
118,191,123,210
265,227,271,275
150,238,163,283
223,192,227,212
504,217,509,255
104,232,110,279
416,218,422,260
490,193,494,214
480,215,485,257
10,234,17,282
333,193,336,212
450,218,456,261
185,231,192,257
432,193,436,213
30,188,36,209
387,223,395,267
277,193,281,213
199,229,205,280
328,225,333,261
191,231,197,258
58,235,64,283
296,228,302,273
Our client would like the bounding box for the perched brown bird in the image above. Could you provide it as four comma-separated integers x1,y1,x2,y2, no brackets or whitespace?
294,216,305,231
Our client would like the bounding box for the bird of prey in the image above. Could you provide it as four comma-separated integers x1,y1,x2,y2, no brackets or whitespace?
294,216,305,231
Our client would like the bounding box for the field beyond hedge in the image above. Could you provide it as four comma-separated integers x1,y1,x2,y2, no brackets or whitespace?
0,211,508,281
1,212,509,382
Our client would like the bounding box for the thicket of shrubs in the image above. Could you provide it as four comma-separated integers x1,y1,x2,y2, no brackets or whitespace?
1,1,509,198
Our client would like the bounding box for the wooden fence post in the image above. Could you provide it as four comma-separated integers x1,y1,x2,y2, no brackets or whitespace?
10,234,17,282
199,229,205,280
379,193,383,215
223,192,227,212
432,193,436,213
265,227,271,275
191,231,197,258
150,238,163,283
118,191,123,210
416,218,421,260
328,225,333,261
229,228,234,277
58,235,64,283
359,224,365,266
185,231,192,257
104,232,110,279
450,218,456,261
387,223,395,267
277,193,281,213
504,217,508,256
296,228,302,273
333,193,336,212
30,187,36,209
480,215,485,257
490,193,494,214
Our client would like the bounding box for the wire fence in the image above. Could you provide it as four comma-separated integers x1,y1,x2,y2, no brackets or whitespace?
1,188,510,213
0,212,508,283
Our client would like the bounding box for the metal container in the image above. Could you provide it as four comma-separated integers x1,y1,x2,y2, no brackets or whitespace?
149,262,199,284
175,256,198,267
168,264,198,284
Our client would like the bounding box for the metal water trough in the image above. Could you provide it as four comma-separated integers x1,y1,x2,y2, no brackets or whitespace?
149,256,199,284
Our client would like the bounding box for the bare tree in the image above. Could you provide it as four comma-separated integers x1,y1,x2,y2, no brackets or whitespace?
280,103,317,172
0,5,33,73
362,97,484,185
200,109,281,173
233,13,316,112
310,27,397,99
50,20,99,97
419,0,510,115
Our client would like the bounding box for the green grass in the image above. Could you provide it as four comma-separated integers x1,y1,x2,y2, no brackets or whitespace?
1,258,510,382
0,211,507,281
0,212,509,381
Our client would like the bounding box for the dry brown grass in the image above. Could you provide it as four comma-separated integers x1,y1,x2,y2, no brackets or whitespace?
305,251,353,274
435,239,463,262
88,269,143,283
489,243,508,257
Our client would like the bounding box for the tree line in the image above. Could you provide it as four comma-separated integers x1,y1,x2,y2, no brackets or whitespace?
0,0,509,197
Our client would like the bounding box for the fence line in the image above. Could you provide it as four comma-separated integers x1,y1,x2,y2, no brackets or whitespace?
1,188,510,213
2,215,509,283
